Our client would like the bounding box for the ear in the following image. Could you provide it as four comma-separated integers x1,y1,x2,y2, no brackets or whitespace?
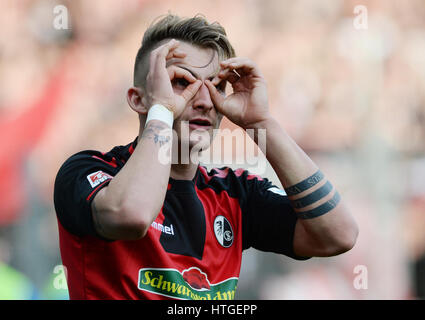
127,86,149,114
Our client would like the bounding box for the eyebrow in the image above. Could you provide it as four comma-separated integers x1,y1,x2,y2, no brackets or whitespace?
173,64,220,81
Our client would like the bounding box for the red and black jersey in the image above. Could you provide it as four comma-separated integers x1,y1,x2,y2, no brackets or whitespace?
53,138,308,300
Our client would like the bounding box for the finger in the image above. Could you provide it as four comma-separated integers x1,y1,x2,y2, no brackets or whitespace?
165,49,186,60
205,80,225,111
211,76,221,86
150,39,179,64
181,80,202,102
150,39,180,71
216,68,240,84
155,38,180,53
220,57,251,67
209,76,228,95
167,65,197,83
156,42,180,69
220,58,263,78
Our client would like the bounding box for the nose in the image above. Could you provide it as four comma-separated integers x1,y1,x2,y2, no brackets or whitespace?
192,82,214,112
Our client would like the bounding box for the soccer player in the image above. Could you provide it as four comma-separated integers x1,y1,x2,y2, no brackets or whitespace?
54,14,358,300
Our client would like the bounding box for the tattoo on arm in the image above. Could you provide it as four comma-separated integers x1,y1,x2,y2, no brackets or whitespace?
291,181,333,209
295,191,341,219
285,170,324,196
285,170,341,219
141,122,172,147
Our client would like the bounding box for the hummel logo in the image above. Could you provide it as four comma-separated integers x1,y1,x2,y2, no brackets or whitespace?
151,221,175,236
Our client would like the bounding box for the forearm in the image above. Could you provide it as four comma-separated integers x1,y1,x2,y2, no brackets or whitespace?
249,117,358,256
249,117,318,187
93,120,172,239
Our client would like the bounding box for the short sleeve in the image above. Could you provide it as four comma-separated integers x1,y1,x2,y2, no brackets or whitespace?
53,151,118,237
241,174,310,260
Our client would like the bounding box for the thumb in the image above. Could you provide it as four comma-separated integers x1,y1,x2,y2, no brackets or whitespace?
181,79,202,103
205,80,225,112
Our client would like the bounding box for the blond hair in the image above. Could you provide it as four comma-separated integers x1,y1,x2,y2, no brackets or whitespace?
133,14,236,87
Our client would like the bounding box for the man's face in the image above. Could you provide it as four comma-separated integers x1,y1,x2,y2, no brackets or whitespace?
165,41,226,151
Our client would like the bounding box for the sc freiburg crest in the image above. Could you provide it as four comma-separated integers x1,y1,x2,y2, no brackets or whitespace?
214,215,233,248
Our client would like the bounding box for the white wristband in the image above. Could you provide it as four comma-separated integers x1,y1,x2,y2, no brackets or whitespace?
145,104,174,127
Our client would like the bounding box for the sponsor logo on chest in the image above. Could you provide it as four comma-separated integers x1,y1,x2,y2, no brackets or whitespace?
138,267,238,300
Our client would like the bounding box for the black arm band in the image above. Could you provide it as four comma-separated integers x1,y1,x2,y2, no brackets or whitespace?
291,181,333,209
297,191,341,219
285,170,324,196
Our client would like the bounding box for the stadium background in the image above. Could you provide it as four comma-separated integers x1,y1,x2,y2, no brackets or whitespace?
0,0,424,299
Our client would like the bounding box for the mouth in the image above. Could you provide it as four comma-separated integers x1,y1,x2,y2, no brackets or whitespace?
188,118,212,130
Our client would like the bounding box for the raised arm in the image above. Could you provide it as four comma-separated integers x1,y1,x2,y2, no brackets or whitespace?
206,58,358,257
91,40,202,240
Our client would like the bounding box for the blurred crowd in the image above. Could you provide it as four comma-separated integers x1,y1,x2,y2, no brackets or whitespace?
0,0,424,299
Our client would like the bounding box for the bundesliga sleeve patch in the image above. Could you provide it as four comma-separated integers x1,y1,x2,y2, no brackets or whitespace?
87,171,113,188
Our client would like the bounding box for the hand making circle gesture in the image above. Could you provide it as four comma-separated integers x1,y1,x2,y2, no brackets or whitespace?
205,57,271,129
144,39,202,118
